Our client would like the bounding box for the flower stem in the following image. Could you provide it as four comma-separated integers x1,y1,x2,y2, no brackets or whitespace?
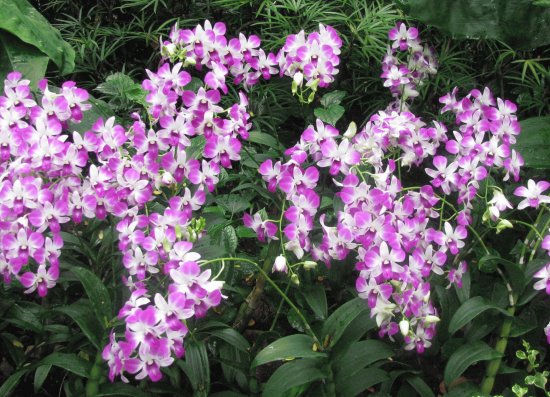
203,248,321,347
85,350,104,397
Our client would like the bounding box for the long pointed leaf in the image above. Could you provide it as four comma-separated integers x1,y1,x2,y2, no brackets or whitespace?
262,358,326,397
251,334,326,368
448,296,510,334
444,341,502,385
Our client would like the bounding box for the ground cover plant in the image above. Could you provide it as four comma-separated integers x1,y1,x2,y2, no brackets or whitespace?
0,1,549,396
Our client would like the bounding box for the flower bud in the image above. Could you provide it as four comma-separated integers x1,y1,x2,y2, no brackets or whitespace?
399,319,410,336
272,255,288,273
292,72,304,87
424,315,440,324
184,56,196,67
161,42,176,58
496,219,513,234
303,260,317,270
423,290,431,303
343,121,357,139
290,273,300,286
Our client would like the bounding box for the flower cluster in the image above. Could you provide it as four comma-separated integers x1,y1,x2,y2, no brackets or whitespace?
382,22,437,104
0,19,343,382
160,20,342,95
0,73,90,295
104,20,341,379
244,23,550,352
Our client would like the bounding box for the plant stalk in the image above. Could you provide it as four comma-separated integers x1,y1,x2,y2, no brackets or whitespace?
232,240,279,331
85,350,104,397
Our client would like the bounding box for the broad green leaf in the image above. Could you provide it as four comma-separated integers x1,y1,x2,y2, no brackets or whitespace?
0,369,28,397
329,307,377,356
0,0,74,73
301,285,328,320
405,376,435,397
448,296,510,334
40,352,91,378
210,393,248,397
251,334,326,368
235,225,257,238
314,104,345,126
178,340,210,396
96,72,147,108
333,340,394,380
247,130,280,149
262,358,326,397
33,365,52,394
97,383,151,397
322,297,370,348
404,0,550,49
477,254,525,294
204,327,250,353
5,303,43,333
513,117,550,168
444,341,502,385
0,31,48,88
55,300,104,348
221,225,238,255
335,367,388,397
320,90,346,107
215,194,250,214
70,266,113,327
510,309,538,337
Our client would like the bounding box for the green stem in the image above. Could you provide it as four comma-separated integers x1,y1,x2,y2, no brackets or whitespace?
480,305,515,395
85,350,104,397
205,252,321,348
481,207,548,394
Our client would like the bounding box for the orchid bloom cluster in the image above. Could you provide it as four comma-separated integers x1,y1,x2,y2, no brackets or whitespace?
0,72,90,295
382,22,437,104
244,23,550,352
159,20,342,97
0,19,343,382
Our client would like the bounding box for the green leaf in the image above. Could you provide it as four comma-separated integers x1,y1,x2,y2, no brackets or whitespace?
444,341,502,385
33,365,52,394
301,285,328,320
221,225,238,255
322,297,370,348
335,367,388,397
247,130,280,149
54,300,104,348
0,369,28,397
96,72,147,107
40,352,91,378
251,334,326,368
215,194,250,214
320,90,347,107
97,383,151,397
314,104,345,126
513,117,550,168
235,225,257,238
405,376,435,397
404,0,550,49
0,31,48,88
178,340,210,395
448,296,510,334
70,266,113,327
204,327,250,353
0,0,74,73
333,340,394,381
4,303,43,332
262,358,326,397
